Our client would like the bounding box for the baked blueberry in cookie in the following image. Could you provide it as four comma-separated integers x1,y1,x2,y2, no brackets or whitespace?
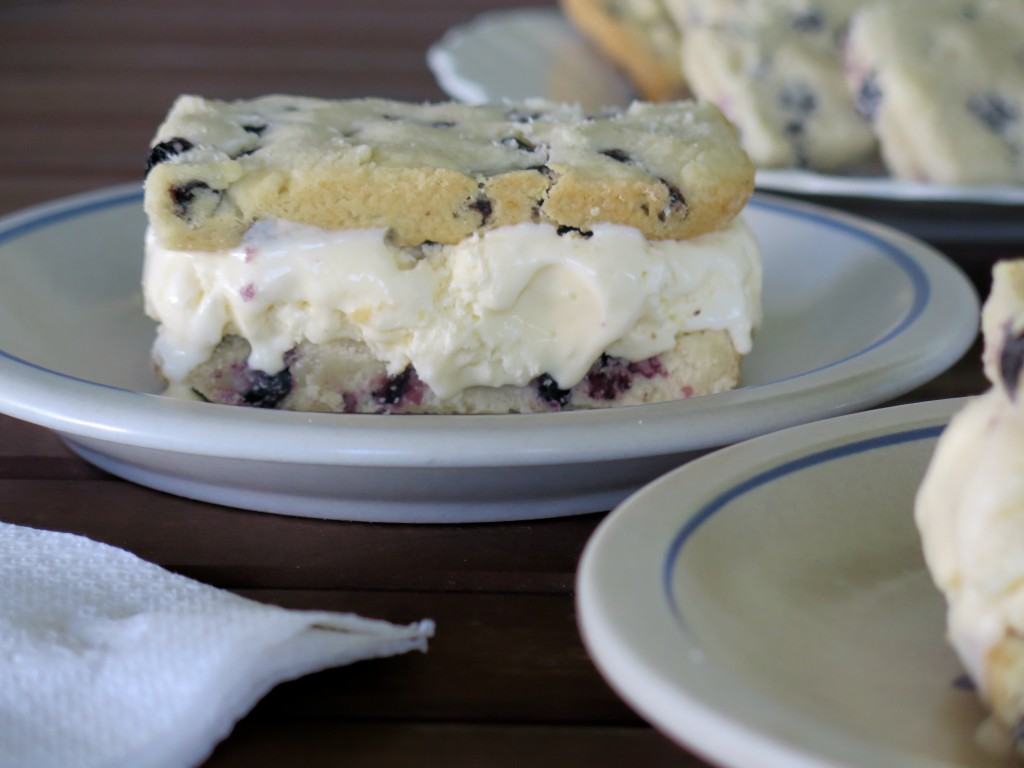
146,137,194,175
968,92,1019,137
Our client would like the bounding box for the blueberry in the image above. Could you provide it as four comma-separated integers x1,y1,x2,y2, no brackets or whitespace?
777,83,817,165
783,120,805,137
790,9,825,31
241,123,267,135
169,181,220,220
600,148,632,163
170,181,208,214
373,367,415,406
1013,718,1024,750
1000,325,1024,398
968,92,1018,135
556,225,592,238
855,72,883,120
469,195,493,225
779,83,817,116
629,357,664,379
536,374,572,408
146,137,194,176
242,367,293,408
585,355,633,400
506,108,543,124
657,178,686,222
951,674,976,691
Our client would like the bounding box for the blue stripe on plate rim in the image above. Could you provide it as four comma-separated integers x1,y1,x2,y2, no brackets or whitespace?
0,187,931,394
747,196,930,386
660,424,945,633
0,186,141,248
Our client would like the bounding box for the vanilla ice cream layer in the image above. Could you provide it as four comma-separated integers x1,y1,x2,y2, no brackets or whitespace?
916,388,1024,690
144,218,762,399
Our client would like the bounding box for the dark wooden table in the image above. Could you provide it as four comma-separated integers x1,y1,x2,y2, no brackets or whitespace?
0,1,1014,765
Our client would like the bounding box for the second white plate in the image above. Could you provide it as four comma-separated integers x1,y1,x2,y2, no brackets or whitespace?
578,398,1016,768
0,186,977,522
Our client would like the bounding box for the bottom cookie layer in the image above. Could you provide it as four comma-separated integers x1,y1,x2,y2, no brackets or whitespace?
170,331,740,414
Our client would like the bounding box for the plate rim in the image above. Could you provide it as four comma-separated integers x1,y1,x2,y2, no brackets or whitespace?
576,396,969,768
0,184,978,468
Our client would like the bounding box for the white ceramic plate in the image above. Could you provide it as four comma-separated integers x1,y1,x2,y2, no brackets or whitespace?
578,398,1017,768
0,185,977,523
427,8,1024,208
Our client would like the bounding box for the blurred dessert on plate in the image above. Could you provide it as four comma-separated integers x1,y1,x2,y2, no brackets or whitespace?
916,259,1024,753
563,0,1024,184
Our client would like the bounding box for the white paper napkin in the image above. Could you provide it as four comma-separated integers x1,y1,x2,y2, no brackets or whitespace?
0,521,434,768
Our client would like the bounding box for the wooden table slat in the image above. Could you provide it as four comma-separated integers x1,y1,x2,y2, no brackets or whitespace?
0,1,1006,765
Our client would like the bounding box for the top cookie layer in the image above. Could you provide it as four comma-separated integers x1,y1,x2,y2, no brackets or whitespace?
144,95,754,250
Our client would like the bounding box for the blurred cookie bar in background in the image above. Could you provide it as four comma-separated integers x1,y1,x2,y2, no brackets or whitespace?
845,0,1024,185
560,0,689,100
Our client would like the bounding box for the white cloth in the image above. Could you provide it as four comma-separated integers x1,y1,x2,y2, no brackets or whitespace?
0,521,434,768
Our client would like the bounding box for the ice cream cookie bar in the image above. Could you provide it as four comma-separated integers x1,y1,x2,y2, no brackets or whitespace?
143,95,761,414
844,0,1024,185
916,259,1024,751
